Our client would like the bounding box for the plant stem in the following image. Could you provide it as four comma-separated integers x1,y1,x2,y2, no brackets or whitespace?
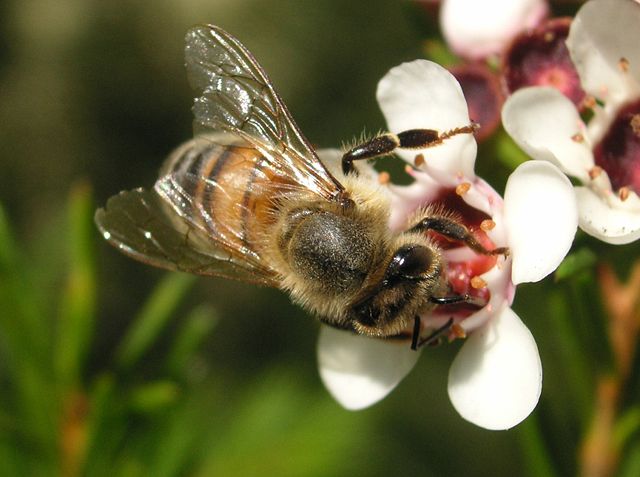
579,262,640,477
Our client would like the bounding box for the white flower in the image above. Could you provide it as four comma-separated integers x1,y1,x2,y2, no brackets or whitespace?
440,0,549,60
502,0,640,244
317,60,577,430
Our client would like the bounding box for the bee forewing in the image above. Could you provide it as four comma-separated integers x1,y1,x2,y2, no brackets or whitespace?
95,186,278,285
96,25,351,289
184,24,344,202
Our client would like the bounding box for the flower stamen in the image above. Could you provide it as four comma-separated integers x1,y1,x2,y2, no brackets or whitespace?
581,95,597,110
480,219,496,231
456,182,471,196
471,276,487,289
619,186,630,201
631,114,640,137
404,164,417,178
451,323,467,339
414,153,425,167
572,133,585,143
589,166,603,180
378,171,390,185
619,57,630,73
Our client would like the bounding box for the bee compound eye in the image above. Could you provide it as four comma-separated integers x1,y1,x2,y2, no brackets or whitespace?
387,245,433,281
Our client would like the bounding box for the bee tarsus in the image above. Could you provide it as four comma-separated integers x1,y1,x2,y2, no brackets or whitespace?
410,215,509,257
411,317,455,351
341,125,478,176
429,294,486,308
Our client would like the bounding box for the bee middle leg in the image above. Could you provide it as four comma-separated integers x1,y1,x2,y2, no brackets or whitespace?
341,125,478,176
409,215,509,256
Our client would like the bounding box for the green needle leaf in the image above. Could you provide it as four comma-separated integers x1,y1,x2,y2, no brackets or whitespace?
56,182,97,390
166,304,218,377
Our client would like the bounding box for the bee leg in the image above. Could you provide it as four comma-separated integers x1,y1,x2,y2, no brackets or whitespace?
415,317,454,349
429,294,487,308
411,315,421,350
341,124,478,176
409,216,509,256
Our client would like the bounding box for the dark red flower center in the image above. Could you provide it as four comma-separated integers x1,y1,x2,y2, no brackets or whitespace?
451,64,504,142
503,18,586,108
425,188,498,316
593,99,640,196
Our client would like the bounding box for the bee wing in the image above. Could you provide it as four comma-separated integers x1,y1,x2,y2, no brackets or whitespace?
184,24,344,202
95,185,279,286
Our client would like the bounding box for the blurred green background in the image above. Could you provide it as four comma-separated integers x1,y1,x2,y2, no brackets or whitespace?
2,0,640,476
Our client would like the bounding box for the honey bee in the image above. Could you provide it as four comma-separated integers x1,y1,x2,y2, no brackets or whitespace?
96,25,507,350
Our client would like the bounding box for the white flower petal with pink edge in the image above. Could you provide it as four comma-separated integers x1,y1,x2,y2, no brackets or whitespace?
440,0,548,60
502,87,593,182
575,187,640,245
566,0,640,104
377,60,476,184
448,305,542,430
317,325,420,410
504,161,578,284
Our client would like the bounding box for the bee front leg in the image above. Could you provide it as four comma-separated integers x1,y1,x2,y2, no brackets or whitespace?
411,317,454,350
409,215,509,256
341,124,478,176
429,294,487,307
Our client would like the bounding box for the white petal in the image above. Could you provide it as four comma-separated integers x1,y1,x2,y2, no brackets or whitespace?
502,87,593,182
448,305,542,430
567,0,640,103
377,60,476,181
575,186,640,244
440,0,548,60
317,326,420,410
504,161,577,284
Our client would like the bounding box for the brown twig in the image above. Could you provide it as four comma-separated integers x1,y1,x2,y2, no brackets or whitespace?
60,391,89,477
579,262,640,477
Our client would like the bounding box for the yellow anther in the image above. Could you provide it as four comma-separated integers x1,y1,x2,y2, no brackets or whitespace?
619,57,630,73
455,182,471,196
378,171,390,185
480,219,496,231
451,323,467,339
589,166,603,180
619,186,630,201
471,276,487,289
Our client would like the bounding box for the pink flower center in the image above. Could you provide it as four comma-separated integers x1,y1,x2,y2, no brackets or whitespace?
423,188,499,317
593,99,640,195
502,18,586,108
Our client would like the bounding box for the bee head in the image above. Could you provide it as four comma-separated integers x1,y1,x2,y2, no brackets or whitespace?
383,244,435,287
350,241,443,337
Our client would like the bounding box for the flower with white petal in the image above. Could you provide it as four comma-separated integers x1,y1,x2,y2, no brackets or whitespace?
503,0,640,245
317,60,577,430
440,0,549,60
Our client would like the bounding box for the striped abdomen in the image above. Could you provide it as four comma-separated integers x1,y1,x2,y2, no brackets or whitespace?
160,138,296,263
